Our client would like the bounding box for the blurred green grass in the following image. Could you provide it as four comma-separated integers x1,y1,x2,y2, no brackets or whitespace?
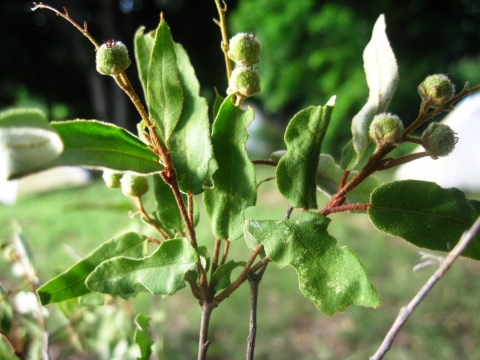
1,167,479,359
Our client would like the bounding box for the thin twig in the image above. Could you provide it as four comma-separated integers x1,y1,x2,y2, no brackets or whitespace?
220,240,230,266
213,0,232,80
252,159,277,166
210,239,222,277
214,244,264,305
134,196,169,240
378,151,430,171
198,301,215,360
32,3,100,49
370,215,480,360
246,263,268,360
320,203,370,216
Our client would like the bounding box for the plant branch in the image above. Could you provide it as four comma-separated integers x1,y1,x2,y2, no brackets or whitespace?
213,0,232,80
252,159,277,166
378,151,430,171
198,301,215,360
220,240,230,266
134,196,169,240
32,3,100,49
246,263,268,360
214,244,264,305
320,203,370,216
370,215,480,360
210,239,222,277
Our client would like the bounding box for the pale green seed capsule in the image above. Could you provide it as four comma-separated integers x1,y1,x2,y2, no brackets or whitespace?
102,170,123,189
120,174,149,197
227,66,261,98
369,113,404,147
96,40,131,76
422,122,457,159
227,33,260,66
418,74,455,108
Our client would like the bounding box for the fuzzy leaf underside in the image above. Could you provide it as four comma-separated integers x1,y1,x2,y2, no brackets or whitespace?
147,17,183,147
245,211,380,316
369,180,480,260
0,108,63,180
86,238,197,297
49,120,163,173
276,98,335,209
203,94,257,240
347,14,399,169
37,232,147,305
168,43,218,194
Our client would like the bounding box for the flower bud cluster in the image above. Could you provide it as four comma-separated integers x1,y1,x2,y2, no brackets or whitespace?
227,33,261,98
96,40,131,76
418,74,455,108
369,113,404,148
421,122,457,159
102,170,149,197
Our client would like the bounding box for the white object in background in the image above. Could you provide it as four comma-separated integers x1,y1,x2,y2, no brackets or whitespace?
0,167,92,205
395,92,480,191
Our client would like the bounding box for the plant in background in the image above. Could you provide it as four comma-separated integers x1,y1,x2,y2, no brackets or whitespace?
1,2,480,360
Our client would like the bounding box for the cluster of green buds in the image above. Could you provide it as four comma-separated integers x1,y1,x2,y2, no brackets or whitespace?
421,122,457,159
227,33,261,98
418,74,455,108
102,170,149,197
96,40,131,76
369,113,404,148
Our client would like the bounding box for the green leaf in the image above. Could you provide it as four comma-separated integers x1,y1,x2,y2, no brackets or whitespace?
147,17,183,146
245,211,380,316
134,313,153,360
49,120,163,174
212,91,224,120
203,94,257,240
317,154,378,204
168,43,218,194
368,180,480,260
350,15,399,166
340,140,358,170
211,260,246,291
153,174,184,232
153,174,200,233
276,97,335,209
134,26,156,102
0,108,63,180
37,232,147,305
86,238,197,297
0,284,13,334
78,292,105,306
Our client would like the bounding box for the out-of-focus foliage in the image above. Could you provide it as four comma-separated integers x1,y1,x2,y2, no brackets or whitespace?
230,1,369,155
229,0,480,155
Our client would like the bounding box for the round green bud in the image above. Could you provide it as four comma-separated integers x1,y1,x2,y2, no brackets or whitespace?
418,74,455,108
120,174,149,197
96,40,131,76
227,33,260,66
227,66,261,98
102,170,123,189
369,113,404,147
421,122,457,159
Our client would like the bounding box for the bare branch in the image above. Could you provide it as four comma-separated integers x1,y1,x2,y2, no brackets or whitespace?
370,215,480,360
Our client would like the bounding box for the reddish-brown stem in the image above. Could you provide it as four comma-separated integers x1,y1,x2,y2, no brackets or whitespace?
210,239,222,277
339,170,350,190
249,256,270,275
161,171,208,290
188,193,195,228
252,160,277,166
214,244,264,305
378,151,430,171
320,203,370,216
220,240,230,266
134,196,169,240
